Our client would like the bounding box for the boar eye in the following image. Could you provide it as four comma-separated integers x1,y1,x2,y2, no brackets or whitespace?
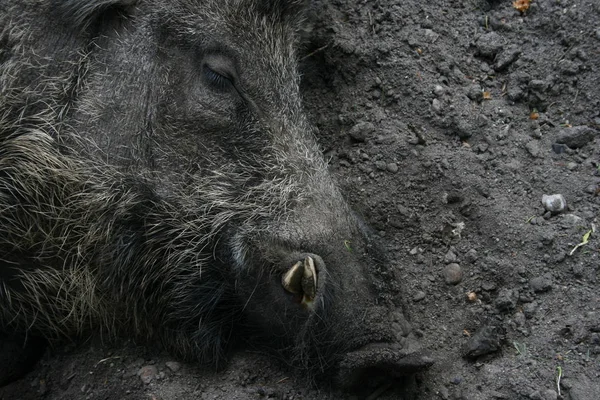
203,65,232,90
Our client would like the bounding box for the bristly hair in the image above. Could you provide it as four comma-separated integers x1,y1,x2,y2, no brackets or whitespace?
57,0,138,28
251,0,310,27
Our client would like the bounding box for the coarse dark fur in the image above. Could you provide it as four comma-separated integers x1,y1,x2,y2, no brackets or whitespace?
0,0,430,386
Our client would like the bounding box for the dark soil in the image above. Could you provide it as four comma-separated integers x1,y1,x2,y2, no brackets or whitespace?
2,0,599,399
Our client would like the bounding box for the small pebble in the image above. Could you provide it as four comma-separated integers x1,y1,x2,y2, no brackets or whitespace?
462,324,503,358
541,194,567,213
443,263,463,285
525,141,541,158
375,160,387,170
386,162,398,173
475,32,504,57
138,365,158,384
444,250,457,264
530,275,552,293
165,361,181,373
495,288,517,311
555,126,598,149
465,249,478,263
413,291,426,302
560,213,582,227
494,46,521,71
584,184,598,194
432,98,443,114
348,121,374,142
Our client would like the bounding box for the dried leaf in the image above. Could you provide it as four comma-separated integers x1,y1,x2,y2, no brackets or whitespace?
569,229,592,256
530,111,539,120
482,91,492,100
513,0,532,13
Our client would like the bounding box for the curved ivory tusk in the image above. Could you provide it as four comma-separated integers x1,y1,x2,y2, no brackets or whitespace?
301,256,317,300
282,260,304,294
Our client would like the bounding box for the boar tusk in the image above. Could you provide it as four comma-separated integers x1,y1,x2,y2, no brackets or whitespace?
282,261,304,294
301,256,317,300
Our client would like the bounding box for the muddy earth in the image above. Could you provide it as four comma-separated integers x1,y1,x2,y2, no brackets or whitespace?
1,0,599,399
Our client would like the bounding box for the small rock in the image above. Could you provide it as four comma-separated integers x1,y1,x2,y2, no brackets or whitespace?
475,32,504,58
541,194,567,213
495,288,517,311
433,85,445,97
465,249,478,263
555,126,598,149
494,46,521,71
584,184,598,194
165,361,181,373
443,263,463,285
444,250,458,264
530,275,552,293
566,162,578,171
467,84,483,102
386,162,398,173
525,141,541,157
432,98,443,114
559,213,582,227
462,323,503,358
138,365,159,384
348,121,375,142
413,291,426,302
540,231,555,246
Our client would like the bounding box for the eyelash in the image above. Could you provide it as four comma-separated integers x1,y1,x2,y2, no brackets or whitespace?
203,65,232,90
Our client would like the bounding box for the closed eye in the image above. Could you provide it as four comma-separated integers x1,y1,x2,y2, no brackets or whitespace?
203,65,232,90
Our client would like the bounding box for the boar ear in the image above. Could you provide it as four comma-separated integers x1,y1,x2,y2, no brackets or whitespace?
58,0,138,29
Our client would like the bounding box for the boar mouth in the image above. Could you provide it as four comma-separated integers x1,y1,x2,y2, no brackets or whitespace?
335,342,434,389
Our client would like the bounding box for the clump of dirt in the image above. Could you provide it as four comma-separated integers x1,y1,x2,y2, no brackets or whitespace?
2,0,599,399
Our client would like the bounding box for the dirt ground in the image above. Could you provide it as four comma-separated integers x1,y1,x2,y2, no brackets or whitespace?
1,0,599,399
